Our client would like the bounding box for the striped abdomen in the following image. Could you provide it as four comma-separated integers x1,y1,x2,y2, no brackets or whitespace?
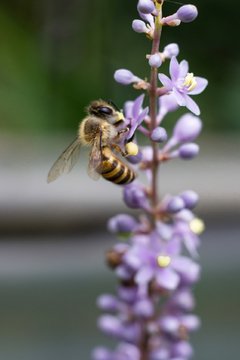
101,147,136,185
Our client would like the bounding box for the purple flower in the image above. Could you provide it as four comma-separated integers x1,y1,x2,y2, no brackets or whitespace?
123,232,182,291
158,57,208,115
124,94,149,139
157,93,180,124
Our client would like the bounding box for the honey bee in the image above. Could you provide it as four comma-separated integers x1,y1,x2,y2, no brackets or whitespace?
47,100,137,185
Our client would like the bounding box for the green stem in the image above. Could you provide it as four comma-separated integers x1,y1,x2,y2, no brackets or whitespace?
148,2,163,223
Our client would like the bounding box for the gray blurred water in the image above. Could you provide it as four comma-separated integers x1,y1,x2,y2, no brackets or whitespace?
0,221,239,360
0,133,240,359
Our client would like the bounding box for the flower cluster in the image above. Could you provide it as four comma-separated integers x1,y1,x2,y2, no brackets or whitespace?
92,1,207,359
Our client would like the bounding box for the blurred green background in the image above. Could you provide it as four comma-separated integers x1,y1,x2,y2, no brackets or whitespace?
0,1,239,360
0,0,238,133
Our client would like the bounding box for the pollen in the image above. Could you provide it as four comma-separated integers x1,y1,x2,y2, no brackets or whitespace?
116,111,125,122
183,72,197,92
189,218,205,235
126,142,139,156
157,255,171,267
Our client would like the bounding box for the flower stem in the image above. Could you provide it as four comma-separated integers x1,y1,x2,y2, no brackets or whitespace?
148,3,163,224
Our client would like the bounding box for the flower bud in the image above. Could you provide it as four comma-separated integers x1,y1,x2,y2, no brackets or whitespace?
97,294,119,312
123,183,149,210
98,315,122,338
107,214,138,234
118,285,138,303
150,348,170,360
162,43,179,59
171,289,195,311
92,347,111,360
157,93,179,124
127,148,142,164
166,196,185,213
172,341,194,358
180,314,201,331
156,222,173,241
151,127,167,143
177,5,198,23
179,190,199,209
149,53,162,68
114,69,141,85
133,298,154,318
137,0,155,15
117,343,141,360
160,315,179,333
132,19,148,33
173,113,202,143
178,143,199,159
115,264,133,280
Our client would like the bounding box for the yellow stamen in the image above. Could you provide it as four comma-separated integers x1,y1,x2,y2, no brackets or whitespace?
183,72,197,92
125,142,138,156
116,111,125,122
189,218,205,235
157,255,171,268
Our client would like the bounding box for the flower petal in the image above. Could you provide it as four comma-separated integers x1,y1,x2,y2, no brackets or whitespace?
183,94,200,115
156,267,180,290
135,265,154,284
158,73,173,90
169,57,180,82
190,77,208,95
132,94,145,119
173,87,186,106
179,60,189,78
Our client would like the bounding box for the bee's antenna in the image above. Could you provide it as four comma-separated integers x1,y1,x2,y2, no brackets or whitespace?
108,99,121,112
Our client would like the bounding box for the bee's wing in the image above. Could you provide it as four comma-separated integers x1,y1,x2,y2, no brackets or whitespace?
47,137,81,183
87,132,103,181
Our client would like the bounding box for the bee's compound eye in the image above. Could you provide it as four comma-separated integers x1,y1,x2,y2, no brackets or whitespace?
99,106,113,115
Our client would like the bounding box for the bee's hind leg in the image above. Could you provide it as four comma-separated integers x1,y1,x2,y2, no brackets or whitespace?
111,144,129,157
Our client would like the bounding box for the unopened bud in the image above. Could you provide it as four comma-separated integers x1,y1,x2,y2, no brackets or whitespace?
149,53,162,68
178,143,199,159
127,148,143,164
123,183,149,210
132,19,149,33
166,196,185,213
114,69,141,85
137,0,155,15
107,214,138,234
179,190,199,209
151,127,167,143
173,113,202,143
97,294,119,312
177,5,198,23
162,43,179,59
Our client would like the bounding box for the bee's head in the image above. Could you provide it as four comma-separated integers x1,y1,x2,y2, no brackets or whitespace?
88,100,121,123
